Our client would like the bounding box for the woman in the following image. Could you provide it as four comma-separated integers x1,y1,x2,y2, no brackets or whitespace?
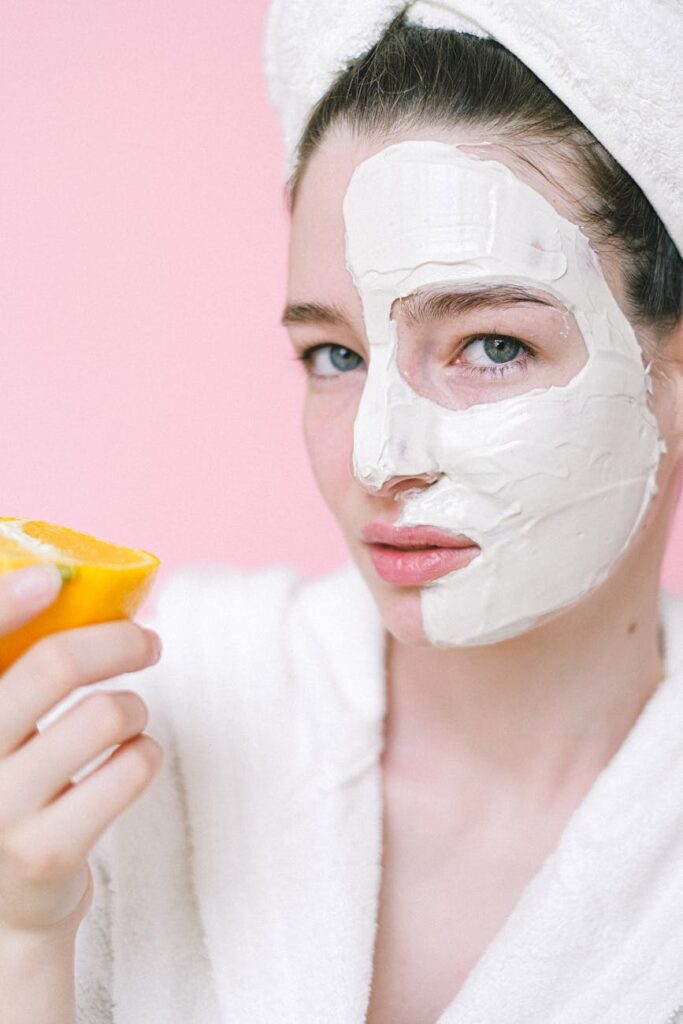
1,3,681,1023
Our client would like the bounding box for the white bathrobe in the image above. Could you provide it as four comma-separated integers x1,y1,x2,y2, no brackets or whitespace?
69,560,683,1023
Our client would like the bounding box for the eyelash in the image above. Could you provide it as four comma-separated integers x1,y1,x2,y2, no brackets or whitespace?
294,345,361,379
456,334,534,378
296,335,535,380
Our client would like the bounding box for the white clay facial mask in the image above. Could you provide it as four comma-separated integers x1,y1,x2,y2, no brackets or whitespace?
342,140,665,646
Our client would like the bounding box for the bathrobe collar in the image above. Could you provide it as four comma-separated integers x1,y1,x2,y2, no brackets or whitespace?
167,564,683,1023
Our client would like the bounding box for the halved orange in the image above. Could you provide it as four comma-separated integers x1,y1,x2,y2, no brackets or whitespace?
0,517,160,672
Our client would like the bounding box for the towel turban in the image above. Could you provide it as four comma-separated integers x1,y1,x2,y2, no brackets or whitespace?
264,0,682,256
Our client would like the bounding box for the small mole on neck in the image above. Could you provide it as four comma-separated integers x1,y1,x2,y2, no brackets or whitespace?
627,622,637,635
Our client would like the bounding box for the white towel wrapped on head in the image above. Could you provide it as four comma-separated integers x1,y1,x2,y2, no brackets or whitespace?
264,0,683,256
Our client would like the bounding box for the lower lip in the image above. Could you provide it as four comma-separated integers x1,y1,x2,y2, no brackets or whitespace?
368,543,480,585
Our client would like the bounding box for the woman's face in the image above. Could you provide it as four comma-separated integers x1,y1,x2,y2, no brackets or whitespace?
285,123,683,647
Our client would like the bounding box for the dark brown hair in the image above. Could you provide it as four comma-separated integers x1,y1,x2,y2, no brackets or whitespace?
290,13,682,333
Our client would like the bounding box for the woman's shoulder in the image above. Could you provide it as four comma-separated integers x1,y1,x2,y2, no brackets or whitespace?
139,557,385,803
142,559,303,652
141,558,384,710
149,556,373,610
146,558,379,650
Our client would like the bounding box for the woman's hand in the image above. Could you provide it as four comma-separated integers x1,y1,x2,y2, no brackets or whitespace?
0,564,163,938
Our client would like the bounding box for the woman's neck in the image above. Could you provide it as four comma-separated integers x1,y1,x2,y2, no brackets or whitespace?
383,554,665,821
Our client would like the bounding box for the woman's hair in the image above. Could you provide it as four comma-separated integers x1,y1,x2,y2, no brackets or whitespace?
290,13,682,333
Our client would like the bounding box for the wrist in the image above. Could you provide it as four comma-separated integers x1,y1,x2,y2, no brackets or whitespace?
0,920,77,1024
0,919,78,960
0,866,94,951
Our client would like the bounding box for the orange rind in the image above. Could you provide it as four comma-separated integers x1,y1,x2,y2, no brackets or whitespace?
0,517,160,672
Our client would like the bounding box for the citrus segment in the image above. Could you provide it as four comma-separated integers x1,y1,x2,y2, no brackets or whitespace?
0,518,160,672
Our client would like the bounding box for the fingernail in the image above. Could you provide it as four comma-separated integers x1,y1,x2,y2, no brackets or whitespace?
9,564,63,603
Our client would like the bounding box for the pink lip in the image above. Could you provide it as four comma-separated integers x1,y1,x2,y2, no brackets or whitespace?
361,522,480,585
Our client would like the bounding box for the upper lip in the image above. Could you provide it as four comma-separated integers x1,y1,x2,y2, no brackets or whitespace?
361,522,478,549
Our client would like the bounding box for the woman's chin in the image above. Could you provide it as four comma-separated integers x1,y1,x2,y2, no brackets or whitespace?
349,545,438,646
362,572,433,646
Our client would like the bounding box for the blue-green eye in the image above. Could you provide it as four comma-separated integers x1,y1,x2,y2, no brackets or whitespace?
464,335,525,367
302,344,364,377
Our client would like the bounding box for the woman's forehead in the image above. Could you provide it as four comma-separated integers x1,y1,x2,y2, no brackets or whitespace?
343,140,569,285
293,123,581,233
288,123,630,322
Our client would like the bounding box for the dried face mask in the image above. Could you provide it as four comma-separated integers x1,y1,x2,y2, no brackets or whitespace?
343,140,665,646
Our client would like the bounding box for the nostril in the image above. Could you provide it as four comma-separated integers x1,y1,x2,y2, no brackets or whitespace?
354,466,385,494
388,473,443,501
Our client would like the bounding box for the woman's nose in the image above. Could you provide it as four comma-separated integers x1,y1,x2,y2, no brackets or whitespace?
358,471,443,500
352,350,441,493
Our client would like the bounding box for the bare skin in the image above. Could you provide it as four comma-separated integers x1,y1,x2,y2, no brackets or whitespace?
365,538,669,1022
0,564,163,1022
286,124,683,1022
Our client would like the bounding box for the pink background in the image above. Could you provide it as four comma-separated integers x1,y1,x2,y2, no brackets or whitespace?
3,0,683,616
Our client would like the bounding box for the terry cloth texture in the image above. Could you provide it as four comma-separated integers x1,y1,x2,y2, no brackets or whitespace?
68,560,683,1022
264,0,683,256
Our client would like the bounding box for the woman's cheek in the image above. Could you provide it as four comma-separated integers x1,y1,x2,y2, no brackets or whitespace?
303,381,362,513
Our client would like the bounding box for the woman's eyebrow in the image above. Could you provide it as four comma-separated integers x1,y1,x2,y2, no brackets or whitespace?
281,301,351,328
282,286,558,328
397,285,559,323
